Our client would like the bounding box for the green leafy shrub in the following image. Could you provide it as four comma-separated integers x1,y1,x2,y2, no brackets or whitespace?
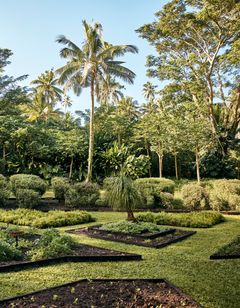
182,183,210,210
101,220,166,234
137,211,224,228
65,182,100,207
15,189,41,208
29,229,77,260
210,179,240,211
0,174,11,206
0,208,95,228
0,240,22,261
51,177,70,202
134,178,175,208
10,174,47,195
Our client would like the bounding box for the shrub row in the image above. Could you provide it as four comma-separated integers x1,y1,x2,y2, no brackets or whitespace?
181,180,240,211
0,208,95,228
137,211,225,228
101,221,166,234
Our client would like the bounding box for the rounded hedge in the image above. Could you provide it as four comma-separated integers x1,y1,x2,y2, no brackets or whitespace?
15,189,41,208
0,174,11,206
51,177,70,201
182,183,209,210
10,174,47,196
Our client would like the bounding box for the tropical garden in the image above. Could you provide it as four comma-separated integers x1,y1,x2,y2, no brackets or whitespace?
0,0,240,307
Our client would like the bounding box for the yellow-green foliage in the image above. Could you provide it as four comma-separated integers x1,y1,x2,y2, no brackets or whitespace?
137,211,224,228
209,179,240,211
181,183,209,210
0,208,95,228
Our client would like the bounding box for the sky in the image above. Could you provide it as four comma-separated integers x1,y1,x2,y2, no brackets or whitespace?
0,0,169,112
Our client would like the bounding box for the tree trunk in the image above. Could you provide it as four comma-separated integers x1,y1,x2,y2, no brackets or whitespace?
2,143,6,174
174,152,178,180
158,153,163,178
146,142,152,177
127,209,136,222
69,156,73,179
196,149,201,183
86,79,95,183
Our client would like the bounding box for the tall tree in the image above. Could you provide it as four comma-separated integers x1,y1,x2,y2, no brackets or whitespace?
137,0,240,143
56,20,138,182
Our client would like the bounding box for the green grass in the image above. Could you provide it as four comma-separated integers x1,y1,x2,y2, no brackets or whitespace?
0,212,239,308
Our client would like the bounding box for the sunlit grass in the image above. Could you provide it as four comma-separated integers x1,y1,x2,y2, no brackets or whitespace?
0,213,239,308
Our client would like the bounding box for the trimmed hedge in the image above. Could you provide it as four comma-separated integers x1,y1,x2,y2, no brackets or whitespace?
137,211,225,228
182,183,209,210
0,174,11,206
134,177,175,208
15,189,41,209
209,179,240,211
51,177,70,202
10,174,47,195
0,208,95,228
65,182,100,207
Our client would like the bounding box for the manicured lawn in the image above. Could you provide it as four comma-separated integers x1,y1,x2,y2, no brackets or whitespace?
0,212,239,308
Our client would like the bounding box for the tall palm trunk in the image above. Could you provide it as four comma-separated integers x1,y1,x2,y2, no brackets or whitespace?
86,79,95,182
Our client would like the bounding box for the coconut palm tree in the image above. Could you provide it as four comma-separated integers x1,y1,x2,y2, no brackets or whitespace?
97,76,125,105
56,20,138,182
31,70,63,106
142,81,157,102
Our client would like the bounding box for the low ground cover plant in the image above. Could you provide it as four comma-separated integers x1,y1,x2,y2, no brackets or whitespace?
0,228,77,262
100,221,167,234
212,235,240,257
0,209,95,228
137,211,224,228
29,229,77,260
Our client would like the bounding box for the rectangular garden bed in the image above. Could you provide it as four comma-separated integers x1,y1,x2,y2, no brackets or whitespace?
0,230,141,272
67,225,196,248
0,278,200,307
210,236,240,260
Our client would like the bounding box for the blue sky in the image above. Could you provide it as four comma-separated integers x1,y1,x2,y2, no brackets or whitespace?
0,0,168,112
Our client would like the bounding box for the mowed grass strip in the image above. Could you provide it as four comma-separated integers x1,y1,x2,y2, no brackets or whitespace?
0,212,239,308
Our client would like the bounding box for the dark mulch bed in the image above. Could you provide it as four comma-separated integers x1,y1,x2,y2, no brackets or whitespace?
67,225,196,248
0,278,200,307
0,232,141,272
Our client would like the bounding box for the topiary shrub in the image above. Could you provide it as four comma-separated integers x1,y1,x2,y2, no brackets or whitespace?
209,179,240,211
181,183,210,210
51,177,70,202
0,174,11,206
15,189,41,209
10,174,47,196
65,182,100,208
134,178,175,208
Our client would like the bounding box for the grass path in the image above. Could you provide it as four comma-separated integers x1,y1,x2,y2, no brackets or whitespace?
0,212,239,307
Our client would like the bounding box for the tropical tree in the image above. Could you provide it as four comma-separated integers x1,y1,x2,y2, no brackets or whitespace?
56,20,138,182
107,173,141,221
31,70,63,106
